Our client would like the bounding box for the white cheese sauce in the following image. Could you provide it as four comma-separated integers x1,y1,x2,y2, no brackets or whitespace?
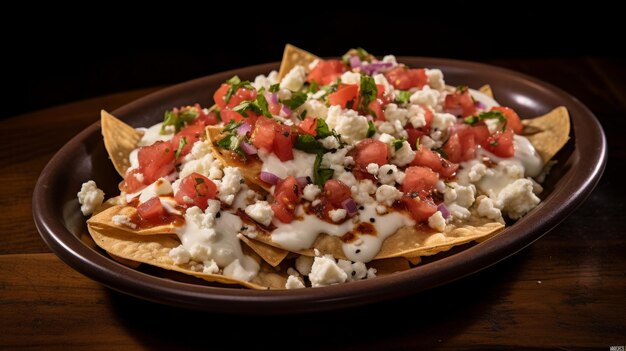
259,149,316,179
270,203,415,262
175,211,259,281
469,89,499,110
137,123,174,147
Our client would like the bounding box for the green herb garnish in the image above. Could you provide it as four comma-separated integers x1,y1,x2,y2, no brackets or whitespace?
313,152,334,188
175,137,187,159
395,90,412,104
281,91,307,110
366,120,376,137
160,108,199,134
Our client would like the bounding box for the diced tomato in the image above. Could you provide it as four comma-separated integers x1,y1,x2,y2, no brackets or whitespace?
384,67,427,90
213,83,230,109
137,197,166,221
472,124,490,145
273,124,294,162
443,125,477,163
171,124,205,160
354,139,388,168
122,169,146,193
323,179,352,207
402,166,439,195
491,106,523,134
213,83,257,109
174,173,217,210
411,148,459,179
406,126,426,150
484,128,515,157
368,99,385,121
138,141,175,184
306,59,344,86
401,196,437,222
375,84,391,104
251,117,276,151
272,176,301,223
220,109,245,124
193,110,220,126
328,84,359,109
298,117,317,136
444,90,476,117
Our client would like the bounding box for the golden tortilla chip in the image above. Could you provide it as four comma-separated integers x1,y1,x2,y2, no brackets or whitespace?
101,110,142,177
252,212,503,261
522,106,570,163
87,224,287,289
278,44,320,80
479,84,494,98
88,205,177,235
206,126,271,193
239,235,288,267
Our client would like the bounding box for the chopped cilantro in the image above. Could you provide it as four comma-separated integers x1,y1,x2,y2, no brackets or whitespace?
366,120,376,138
269,83,280,93
294,134,324,154
395,90,412,104
309,80,318,93
358,75,378,113
464,110,507,130
224,75,253,103
281,91,307,110
316,118,332,138
392,138,405,151
223,120,243,133
160,108,199,134
255,91,272,118
227,76,241,85
432,147,448,159
175,136,187,159
313,152,333,188
415,137,421,151
299,109,307,120
456,85,468,93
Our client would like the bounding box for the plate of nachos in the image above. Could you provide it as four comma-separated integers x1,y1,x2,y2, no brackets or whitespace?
33,45,605,313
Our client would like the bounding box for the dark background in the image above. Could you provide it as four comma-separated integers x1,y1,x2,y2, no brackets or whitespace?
2,9,623,120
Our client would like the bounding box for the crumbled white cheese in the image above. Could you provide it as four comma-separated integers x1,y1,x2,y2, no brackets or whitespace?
202,259,219,274
340,71,361,85
244,201,274,226
428,211,446,232
112,214,136,229
302,184,321,201
382,55,397,65
375,185,403,206
169,245,191,265
328,208,347,223
431,113,457,139
391,141,416,167
320,135,340,149
299,99,328,120
407,104,427,129
252,70,278,91
179,150,223,180
218,167,243,205
285,275,306,289
496,178,540,219
476,195,502,220
373,73,394,96
138,178,173,204
384,103,408,126
425,68,445,91
223,259,257,282
77,180,104,216
410,85,441,108
337,260,368,281
309,255,348,287
468,163,488,183
280,65,306,91
366,163,380,175
325,106,369,144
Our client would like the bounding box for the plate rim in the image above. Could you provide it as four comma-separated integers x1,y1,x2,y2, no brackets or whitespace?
33,57,607,314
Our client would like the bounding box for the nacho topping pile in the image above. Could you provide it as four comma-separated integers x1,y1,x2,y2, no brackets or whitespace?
78,45,569,289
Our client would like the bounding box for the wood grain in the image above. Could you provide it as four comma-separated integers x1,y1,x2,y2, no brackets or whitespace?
0,59,624,350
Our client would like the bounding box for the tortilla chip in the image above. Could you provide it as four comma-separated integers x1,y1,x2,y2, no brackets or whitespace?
479,84,494,98
252,212,503,261
101,110,142,177
87,224,287,289
522,106,570,163
109,253,142,269
206,126,271,193
239,235,288,267
278,44,320,80
88,205,176,235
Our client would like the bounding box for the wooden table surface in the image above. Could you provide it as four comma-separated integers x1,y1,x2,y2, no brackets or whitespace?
1,58,624,350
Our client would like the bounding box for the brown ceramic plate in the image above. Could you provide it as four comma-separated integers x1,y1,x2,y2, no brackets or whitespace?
33,58,606,314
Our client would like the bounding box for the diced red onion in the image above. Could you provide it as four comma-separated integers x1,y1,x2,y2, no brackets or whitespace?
296,176,310,187
437,203,451,219
342,198,358,216
475,101,486,110
361,62,393,75
240,141,257,155
281,105,292,117
349,55,361,68
265,92,279,105
236,122,252,136
260,171,280,185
